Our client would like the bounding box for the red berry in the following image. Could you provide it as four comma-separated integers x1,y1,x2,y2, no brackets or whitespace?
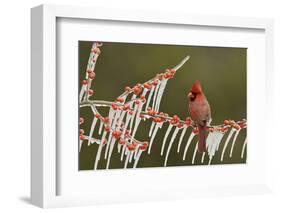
143,82,152,89
116,97,124,103
79,117,84,124
125,86,131,92
82,80,88,85
88,89,94,95
133,86,142,95
104,126,110,132
127,144,135,151
88,72,96,79
111,103,118,110
95,114,101,119
112,130,122,139
185,117,192,126
192,128,199,135
79,129,84,135
79,135,85,140
118,139,126,145
103,117,110,124
87,70,93,74
152,80,159,86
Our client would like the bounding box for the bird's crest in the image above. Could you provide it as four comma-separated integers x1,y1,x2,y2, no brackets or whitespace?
190,80,202,94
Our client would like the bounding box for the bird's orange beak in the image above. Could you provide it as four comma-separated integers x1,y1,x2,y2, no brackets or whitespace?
188,92,193,99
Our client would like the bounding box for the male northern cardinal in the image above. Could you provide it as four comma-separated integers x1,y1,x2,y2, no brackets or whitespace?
188,80,211,153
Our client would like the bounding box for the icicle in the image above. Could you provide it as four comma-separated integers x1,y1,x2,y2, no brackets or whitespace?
105,109,121,159
108,107,116,128
152,82,161,111
120,144,126,161
164,127,180,166
117,111,126,128
88,117,98,146
79,85,86,102
104,108,116,159
124,150,131,169
177,127,187,153
220,128,235,162
145,86,155,111
129,150,134,163
131,89,148,140
241,137,247,158
208,156,212,165
129,104,138,134
155,79,168,112
79,140,83,152
161,123,174,156
206,131,224,159
94,131,107,170
201,152,206,164
133,150,143,168
134,145,139,159
183,132,195,160
148,122,163,154
149,122,156,137
122,111,132,138
98,120,103,135
106,138,116,169
192,143,198,164
229,129,241,158
117,143,121,153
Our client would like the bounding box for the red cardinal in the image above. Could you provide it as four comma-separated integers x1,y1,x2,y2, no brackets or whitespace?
188,80,211,153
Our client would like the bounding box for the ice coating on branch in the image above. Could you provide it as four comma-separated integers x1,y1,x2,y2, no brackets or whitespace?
164,127,180,166
145,86,155,112
148,122,163,154
241,137,247,158
88,117,98,146
161,124,174,156
221,128,235,161
206,131,224,159
94,131,107,170
177,127,187,153
183,132,195,160
229,129,241,157
133,150,143,168
192,143,198,164
155,79,168,112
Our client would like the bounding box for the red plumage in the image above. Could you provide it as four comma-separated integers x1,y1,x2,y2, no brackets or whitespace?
188,80,211,153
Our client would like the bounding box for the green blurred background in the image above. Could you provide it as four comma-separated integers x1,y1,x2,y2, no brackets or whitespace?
79,41,247,170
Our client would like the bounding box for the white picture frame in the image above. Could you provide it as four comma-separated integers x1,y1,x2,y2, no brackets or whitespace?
31,4,274,208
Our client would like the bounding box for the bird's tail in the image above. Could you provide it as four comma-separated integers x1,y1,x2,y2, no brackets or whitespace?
198,125,207,153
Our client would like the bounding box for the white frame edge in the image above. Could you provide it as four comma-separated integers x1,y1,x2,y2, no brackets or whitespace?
31,4,274,208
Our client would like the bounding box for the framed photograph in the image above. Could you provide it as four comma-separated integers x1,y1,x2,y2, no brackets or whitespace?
31,4,274,208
